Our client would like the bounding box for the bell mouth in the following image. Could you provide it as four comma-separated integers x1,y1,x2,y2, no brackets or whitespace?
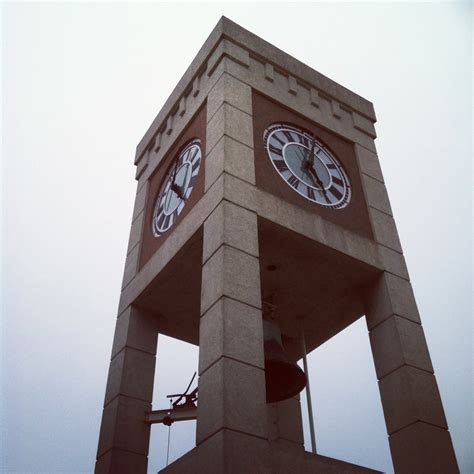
264,340,307,403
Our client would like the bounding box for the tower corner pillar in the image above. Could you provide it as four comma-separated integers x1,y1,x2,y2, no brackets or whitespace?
364,272,459,474
95,306,159,474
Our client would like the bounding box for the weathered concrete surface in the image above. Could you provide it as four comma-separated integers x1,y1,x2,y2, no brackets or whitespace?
95,306,158,474
160,434,381,473
365,272,459,473
98,15,459,474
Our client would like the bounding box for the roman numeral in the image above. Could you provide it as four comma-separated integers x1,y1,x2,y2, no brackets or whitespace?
327,163,337,170
297,134,310,147
188,175,197,188
328,186,343,201
288,175,300,189
272,134,286,147
322,192,331,204
157,213,166,228
269,143,282,155
187,148,196,162
192,160,200,171
307,187,316,200
283,130,296,142
274,160,287,172
332,176,344,187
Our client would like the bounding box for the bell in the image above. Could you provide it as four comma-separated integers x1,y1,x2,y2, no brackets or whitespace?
263,319,307,403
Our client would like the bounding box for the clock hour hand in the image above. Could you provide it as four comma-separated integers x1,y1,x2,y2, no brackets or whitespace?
170,181,185,200
299,158,318,186
305,163,330,200
170,162,186,200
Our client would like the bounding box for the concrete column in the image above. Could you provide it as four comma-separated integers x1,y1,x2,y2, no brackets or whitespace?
95,306,158,474
267,396,305,448
365,272,458,473
193,72,273,471
205,71,255,192
196,198,269,472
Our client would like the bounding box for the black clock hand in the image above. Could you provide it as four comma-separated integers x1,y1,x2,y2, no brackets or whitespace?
169,162,186,200
299,157,319,186
296,142,323,190
307,134,316,166
306,164,330,202
170,181,185,199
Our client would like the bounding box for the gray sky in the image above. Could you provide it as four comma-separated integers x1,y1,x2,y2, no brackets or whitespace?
2,2,472,473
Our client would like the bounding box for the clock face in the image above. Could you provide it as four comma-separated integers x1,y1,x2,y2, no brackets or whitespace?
152,139,202,237
264,124,351,209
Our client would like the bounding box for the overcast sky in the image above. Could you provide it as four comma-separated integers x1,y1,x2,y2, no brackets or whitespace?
2,2,472,473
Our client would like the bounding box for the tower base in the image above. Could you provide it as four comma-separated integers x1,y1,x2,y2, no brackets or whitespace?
160,431,381,474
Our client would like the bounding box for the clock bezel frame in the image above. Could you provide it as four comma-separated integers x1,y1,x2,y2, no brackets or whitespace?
152,138,202,237
264,123,352,209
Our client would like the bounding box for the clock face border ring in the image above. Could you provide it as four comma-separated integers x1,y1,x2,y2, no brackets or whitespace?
264,123,352,209
152,138,202,237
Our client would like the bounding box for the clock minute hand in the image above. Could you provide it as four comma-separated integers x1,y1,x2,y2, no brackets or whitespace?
307,134,316,165
306,165,329,200
301,133,315,168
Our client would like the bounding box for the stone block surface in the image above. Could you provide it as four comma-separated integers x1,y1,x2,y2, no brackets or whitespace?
272,397,304,445
121,243,140,289
196,358,267,443
270,441,381,473
127,210,145,254
365,272,420,329
177,429,271,474
162,425,380,474
369,208,402,253
221,429,270,473
223,173,381,270
354,144,384,183
224,55,377,151
201,244,261,314
378,245,409,280
205,136,255,190
267,404,279,441
207,38,250,76
379,365,447,434
104,348,156,405
207,72,252,121
132,181,149,222
352,112,377,138
203,200,259,262
118,174,225,315
97,395,151,457
199,297,264,374
369,316,433,379
389,422,459,473
135,150,149,180
362,174,392,215
111,306,158,358
206,103,253,153
223,172,260,213
95,448,147,474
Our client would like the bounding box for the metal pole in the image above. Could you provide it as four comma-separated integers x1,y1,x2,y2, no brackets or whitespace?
166,424,171,466
165,401,172,466
301,327,316,454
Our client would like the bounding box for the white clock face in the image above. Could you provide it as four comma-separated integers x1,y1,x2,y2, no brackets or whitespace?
152,139,202,237
264,124,351,209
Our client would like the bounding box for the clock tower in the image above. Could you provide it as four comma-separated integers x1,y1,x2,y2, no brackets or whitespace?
95,17,459,474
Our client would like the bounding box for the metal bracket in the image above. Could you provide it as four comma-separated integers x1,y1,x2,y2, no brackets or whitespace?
146,405,197,425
